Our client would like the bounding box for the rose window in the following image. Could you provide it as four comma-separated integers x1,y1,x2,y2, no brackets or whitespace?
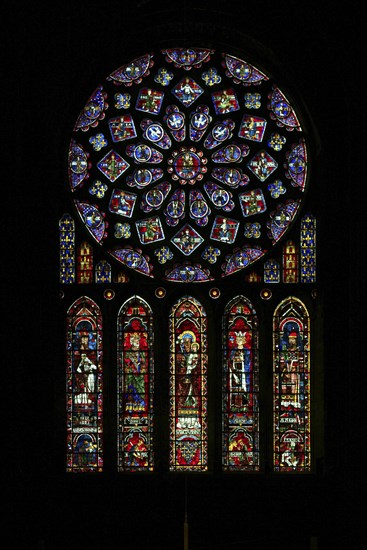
68,48,309,282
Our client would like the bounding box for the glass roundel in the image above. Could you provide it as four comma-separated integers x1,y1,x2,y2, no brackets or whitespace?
68,48,309,282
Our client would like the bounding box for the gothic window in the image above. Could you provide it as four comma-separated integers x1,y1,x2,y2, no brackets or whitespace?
61,46,318,474
66,297,103,472
169,297,208,471
273,297,311,471
222,296,259,471
117,296,154,471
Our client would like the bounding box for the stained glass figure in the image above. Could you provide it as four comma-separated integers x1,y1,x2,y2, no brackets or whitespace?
169,297,208,470
108,114,137,142
300,214,316,283
273,297,311,471
75,201,107,243
267,86,302,131
107,54,154,86
117,297,154,471
77,242,93,284
59,214,75,284
67,49,310,281
66,297,103,472
222,296,259,470
74,86,108,132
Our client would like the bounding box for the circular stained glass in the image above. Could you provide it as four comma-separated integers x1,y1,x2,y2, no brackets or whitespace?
68,47,309,282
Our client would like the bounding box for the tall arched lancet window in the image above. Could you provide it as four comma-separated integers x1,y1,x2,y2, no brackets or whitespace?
273,297,311,471
222,296,259,471
117,296,154,471
66,296,103,472
169,297,208,471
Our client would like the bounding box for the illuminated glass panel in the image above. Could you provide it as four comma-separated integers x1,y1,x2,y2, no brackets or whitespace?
77,241,93,284
273,297,311,472
282,241,299,283
59,214,75,284
67,48,310,283
300,214,316,283
66,297,103,472
244,271,261,283
264,259,280,283
117,296,154,471
169,297,208,471
95,260,112,283
222,296,259,471
113,271,129,283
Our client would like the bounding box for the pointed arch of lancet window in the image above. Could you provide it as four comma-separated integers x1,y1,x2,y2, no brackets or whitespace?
222,296,259,471
66,296,103,472
273,296,311,472
169,296,208,471
117,296,154,471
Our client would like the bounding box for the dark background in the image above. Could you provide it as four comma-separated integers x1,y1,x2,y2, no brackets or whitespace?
6,1,365,549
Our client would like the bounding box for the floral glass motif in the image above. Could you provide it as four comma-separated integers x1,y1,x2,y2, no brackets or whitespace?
264,259,280,283
89,180,108,199
117,297,154,471
66,297,103,472
222,296,259,471
169,297,208,471
114,93,131,109
95,260,111,283
273,297,311,472
68,48,309,281
89,133,108,151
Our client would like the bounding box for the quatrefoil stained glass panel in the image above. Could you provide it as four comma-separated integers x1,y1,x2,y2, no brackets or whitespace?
68,48,309,282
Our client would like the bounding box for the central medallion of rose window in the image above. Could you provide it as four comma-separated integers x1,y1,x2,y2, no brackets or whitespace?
168,147,207,185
